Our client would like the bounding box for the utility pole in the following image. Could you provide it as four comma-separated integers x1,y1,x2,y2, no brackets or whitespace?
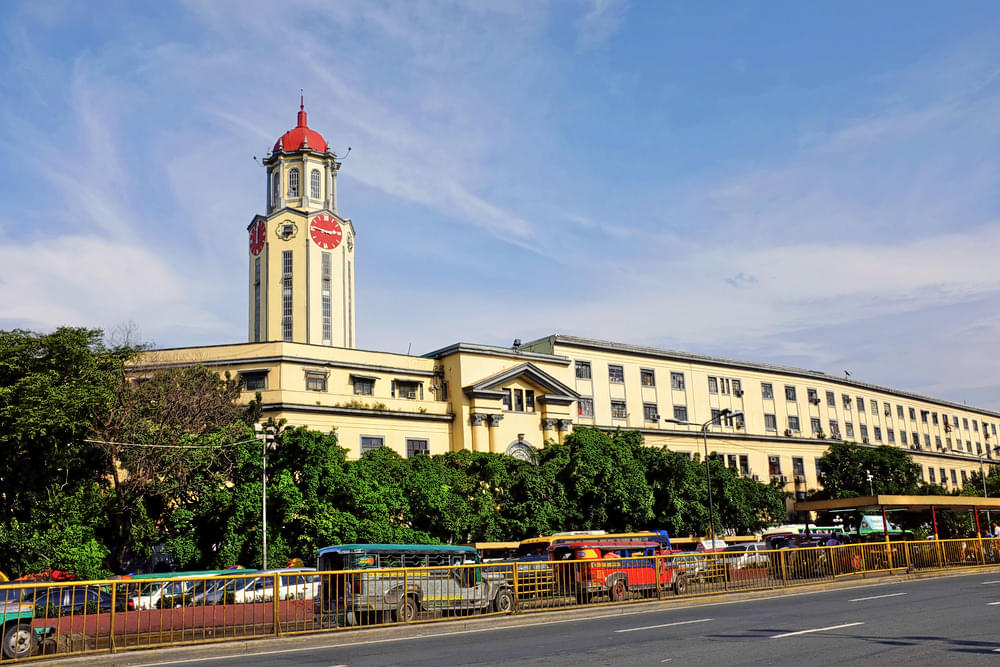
254,423,277,569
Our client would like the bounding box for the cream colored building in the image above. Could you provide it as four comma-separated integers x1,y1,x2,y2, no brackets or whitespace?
137,106,1000,502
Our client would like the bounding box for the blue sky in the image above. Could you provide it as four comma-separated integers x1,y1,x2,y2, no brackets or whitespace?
2,1,1000,407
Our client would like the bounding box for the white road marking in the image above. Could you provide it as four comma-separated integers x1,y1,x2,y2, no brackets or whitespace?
661,660,673,663
987,601,1000,605
982,580,1000,584
771,622,864,639
848,593,906,602
616,618,713,633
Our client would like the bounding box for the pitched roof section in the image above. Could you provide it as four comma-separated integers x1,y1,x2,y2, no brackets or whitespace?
463,362,579,405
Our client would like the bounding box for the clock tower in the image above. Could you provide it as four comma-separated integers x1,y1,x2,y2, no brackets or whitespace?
248,100,356,348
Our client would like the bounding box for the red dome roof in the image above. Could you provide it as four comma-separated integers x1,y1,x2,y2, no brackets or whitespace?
273,102,328,153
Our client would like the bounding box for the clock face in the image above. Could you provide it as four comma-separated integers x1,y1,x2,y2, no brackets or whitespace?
249,219,266,256
309,213,343,250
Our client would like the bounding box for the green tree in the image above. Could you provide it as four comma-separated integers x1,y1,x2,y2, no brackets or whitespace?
812,441,922,499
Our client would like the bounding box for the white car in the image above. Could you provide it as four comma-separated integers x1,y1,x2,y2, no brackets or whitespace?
722,543,771,569
127,578,197,610
233,569,320,604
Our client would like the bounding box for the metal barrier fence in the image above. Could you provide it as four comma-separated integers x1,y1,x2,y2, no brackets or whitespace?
3,537,999,662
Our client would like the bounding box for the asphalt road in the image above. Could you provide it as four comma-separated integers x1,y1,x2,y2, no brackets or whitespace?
68,573,1000,666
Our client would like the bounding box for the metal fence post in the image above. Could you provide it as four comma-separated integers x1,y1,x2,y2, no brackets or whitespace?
273,573,281,637
403,568,409,624
780,549,788,584
109,581,118,653
512,562,520,613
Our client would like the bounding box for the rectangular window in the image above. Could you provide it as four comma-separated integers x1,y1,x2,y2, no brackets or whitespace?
761,382,774,400
641,369,655,387
846,422,855,438
739,455,750,475
924,434,931,448
935,435,942,449
673,405,688,422
764,414,777,431
732,379,742,396
721,378,730,395
887,428,895,443
282,251,293,341
826,391,836,407
807,388,819,403
788,416,800,432
578,397,594,417
900,431,907,445
501,389,511,410
874,426,882,442
305,371,327,392
910,407,916,420
946,437,952,449
792,457,805,477
671,372,685,390
928,467,936,483
811,417,822,434
785,385,797,401
253,258,261,342
912,432,920,447
950,469,958,485
310,168,321,199
708,376,718,393
241,371,268,391
964,418,969,429
397,381,421,400
608,365,624,384
575,361,592,380
514,389,524,411
360,436,383,454
815,458,823,480
829,420,840,437
643,403,659,421
921,411,928,424
726,454,738,471
526,390,535,412
932,412,938,425
711,408,723,425
406,439,429,457
856,396,865,412
768,456,782,476
977,442,982,454
843,394,852,409
353,377,374,395
321,252,332,345
897,405,905,419
974,420,979,432
860,424,869,441
954,415,960,427
871,400,879,416
967,440,972,451
611,400,627,419
940,468,947,485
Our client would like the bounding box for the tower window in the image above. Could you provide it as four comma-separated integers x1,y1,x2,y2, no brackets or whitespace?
288,168,300,197
253,257,261,342
321,252,332,345
282,250,293,341
271,172,279,207
311,169,321,199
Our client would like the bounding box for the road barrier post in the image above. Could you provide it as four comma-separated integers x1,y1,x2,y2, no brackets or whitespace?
273,573,281,636
512,562,520,613
403,568,409,624
655,556,664,601
110,581,118,652
779,549,788,584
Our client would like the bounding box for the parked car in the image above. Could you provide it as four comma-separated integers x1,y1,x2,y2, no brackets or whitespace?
187,574,262,606
126,569,254,610
232,569,320,603
695,539,728,553
28,585,119,615
722,543,771,569
0,583,44,659
672,554,725,583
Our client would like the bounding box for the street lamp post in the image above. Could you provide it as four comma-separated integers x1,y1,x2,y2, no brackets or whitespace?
664,408,744,550
254,423,277,569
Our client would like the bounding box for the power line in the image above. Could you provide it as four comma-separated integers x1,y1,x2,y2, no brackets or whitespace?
83,438,258,449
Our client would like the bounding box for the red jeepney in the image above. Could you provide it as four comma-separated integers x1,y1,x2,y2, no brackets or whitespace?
548,541,687,603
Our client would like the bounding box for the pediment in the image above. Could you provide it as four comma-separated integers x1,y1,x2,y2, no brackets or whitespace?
463,362,579,404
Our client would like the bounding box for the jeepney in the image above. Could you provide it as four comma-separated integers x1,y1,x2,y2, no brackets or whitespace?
549,541,687,603
316,544,513,625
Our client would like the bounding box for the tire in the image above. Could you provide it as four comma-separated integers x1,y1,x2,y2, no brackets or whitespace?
3,623,33,660
673,575,688,596
492,588,514,613
392,595,418,623
609,579,627,602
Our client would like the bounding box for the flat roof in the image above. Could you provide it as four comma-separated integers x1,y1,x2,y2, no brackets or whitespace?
317,544,474,555
794,494,1000,513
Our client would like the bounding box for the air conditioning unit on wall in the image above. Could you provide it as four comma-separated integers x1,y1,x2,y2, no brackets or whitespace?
780,475,789,483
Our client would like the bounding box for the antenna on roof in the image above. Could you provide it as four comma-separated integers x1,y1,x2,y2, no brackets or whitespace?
300,88,304,110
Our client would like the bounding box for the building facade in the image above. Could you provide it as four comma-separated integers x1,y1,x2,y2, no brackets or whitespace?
137,107,1000,502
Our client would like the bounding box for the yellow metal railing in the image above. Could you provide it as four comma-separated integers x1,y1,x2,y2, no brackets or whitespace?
3,538,999,662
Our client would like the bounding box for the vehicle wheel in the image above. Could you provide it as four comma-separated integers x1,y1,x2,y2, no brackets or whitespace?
673,575,688,596
392,595,418,623
609,579,627,602
492,589,514,614
3,623,33,659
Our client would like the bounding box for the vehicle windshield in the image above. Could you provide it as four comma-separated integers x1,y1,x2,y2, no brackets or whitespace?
723,545,748,553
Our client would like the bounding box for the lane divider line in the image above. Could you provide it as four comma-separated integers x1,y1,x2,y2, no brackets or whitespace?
615,618,712,633
982,580,1000,584
986,601,1000,605
771,622,864,639
849,593,906,602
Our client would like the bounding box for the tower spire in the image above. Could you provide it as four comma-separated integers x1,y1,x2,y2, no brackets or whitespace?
297,90,307,128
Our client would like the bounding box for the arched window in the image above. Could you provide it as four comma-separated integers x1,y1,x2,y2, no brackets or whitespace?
271,171,279,207
310,169,321,199
288,168,300,197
